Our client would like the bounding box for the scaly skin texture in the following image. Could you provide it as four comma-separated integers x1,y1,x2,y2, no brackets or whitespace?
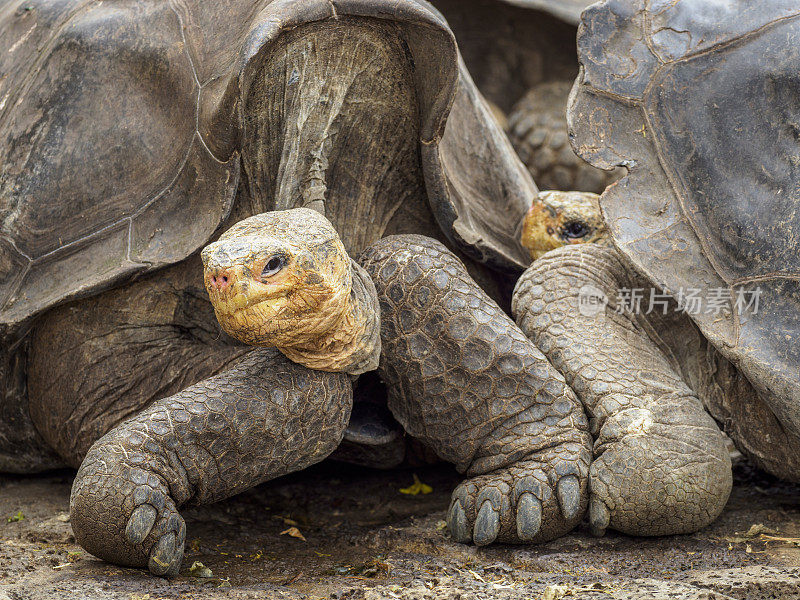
507,81,622,194
359,235,592,545
202,213,593,544
512,244,732,537
70,348,351,576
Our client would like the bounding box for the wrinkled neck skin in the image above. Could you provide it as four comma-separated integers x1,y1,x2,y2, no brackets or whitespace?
278,259,381,376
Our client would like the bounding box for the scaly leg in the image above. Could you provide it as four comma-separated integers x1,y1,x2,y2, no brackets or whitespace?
360,235,592,545
513,244,732,536
70,349,351,576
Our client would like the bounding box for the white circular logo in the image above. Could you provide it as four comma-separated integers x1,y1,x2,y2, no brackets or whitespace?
578,284,608,317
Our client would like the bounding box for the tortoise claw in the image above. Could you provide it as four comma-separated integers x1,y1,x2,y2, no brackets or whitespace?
557,475,581,520
125,504,157,545
515,492,543,541
448,496,471,543
589,495,611,537
148,531,182,578
473,498,501,546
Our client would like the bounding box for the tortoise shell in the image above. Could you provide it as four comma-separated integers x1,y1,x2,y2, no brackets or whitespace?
568,0,800,423
0,0,536,333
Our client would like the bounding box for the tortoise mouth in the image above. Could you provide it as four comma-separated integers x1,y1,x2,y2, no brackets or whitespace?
208,283,279,315
208,284,292,323
211,294,293,346
211,294,256,317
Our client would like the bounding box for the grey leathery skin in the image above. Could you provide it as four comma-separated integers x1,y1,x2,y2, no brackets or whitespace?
70,349,351,576
360,235,592,544
513,244,732,536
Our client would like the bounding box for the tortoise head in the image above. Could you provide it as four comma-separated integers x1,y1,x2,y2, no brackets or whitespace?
520,191,609,261
201,208,380,374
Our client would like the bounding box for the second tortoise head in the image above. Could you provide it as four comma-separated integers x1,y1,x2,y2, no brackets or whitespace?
520,190,609,261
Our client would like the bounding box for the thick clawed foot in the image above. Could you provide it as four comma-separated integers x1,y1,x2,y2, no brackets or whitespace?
127,495,186,577
447,446,590,545
589,407,733,537
71,443,187,578
125,499,185,577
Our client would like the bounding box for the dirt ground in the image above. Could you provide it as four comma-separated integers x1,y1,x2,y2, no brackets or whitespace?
1,458,798,600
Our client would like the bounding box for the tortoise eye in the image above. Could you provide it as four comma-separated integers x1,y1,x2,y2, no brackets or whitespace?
261,255,285,279
562,221,590,239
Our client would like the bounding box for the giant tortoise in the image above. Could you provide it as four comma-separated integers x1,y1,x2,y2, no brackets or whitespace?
0,0,598,577
511,0,800,539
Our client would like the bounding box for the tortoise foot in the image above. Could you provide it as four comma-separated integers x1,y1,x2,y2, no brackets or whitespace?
447,444,589,545
70,349,351,577
587,404,732,537
71,441,187,577
359,235,592,546
514,244,733,537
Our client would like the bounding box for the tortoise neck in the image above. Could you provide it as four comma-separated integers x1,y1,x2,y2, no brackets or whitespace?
278,259,381,376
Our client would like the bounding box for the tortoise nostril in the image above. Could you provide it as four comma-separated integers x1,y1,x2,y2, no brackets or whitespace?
209,271,231,291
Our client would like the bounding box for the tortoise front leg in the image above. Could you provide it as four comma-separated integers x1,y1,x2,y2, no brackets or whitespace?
360,235,592,545
70,348,351,577
513,244,732,537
